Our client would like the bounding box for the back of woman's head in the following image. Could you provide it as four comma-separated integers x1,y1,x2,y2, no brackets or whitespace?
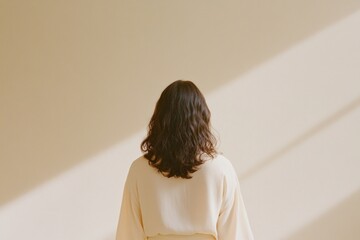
141,80,217,179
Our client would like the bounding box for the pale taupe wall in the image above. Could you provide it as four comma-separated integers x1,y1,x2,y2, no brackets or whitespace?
1,1,360,239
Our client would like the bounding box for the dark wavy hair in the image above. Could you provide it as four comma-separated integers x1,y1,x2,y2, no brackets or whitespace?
141,80,217,179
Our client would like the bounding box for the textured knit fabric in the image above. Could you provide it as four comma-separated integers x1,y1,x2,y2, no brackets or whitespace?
116,154,254,240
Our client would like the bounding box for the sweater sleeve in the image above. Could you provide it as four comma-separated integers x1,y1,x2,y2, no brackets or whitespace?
217,164,255,240
116,163,146,240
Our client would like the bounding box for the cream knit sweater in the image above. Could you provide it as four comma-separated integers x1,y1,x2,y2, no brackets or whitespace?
116,154,254,240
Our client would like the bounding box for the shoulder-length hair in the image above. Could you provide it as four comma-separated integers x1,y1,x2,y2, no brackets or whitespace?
141,80,217,179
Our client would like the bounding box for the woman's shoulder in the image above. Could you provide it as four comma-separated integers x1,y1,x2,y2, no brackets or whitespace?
125,155,150,178
203,154,239,188
204,153,234,168
200,153,236,175
129,155,149,170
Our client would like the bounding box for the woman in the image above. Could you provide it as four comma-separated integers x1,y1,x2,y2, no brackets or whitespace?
116,80,254,240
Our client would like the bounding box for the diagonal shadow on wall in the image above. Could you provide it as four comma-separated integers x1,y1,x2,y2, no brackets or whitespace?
239,95,360,181
285,188,360,240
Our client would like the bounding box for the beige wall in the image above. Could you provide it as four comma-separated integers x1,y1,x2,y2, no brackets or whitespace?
1,0,360,239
